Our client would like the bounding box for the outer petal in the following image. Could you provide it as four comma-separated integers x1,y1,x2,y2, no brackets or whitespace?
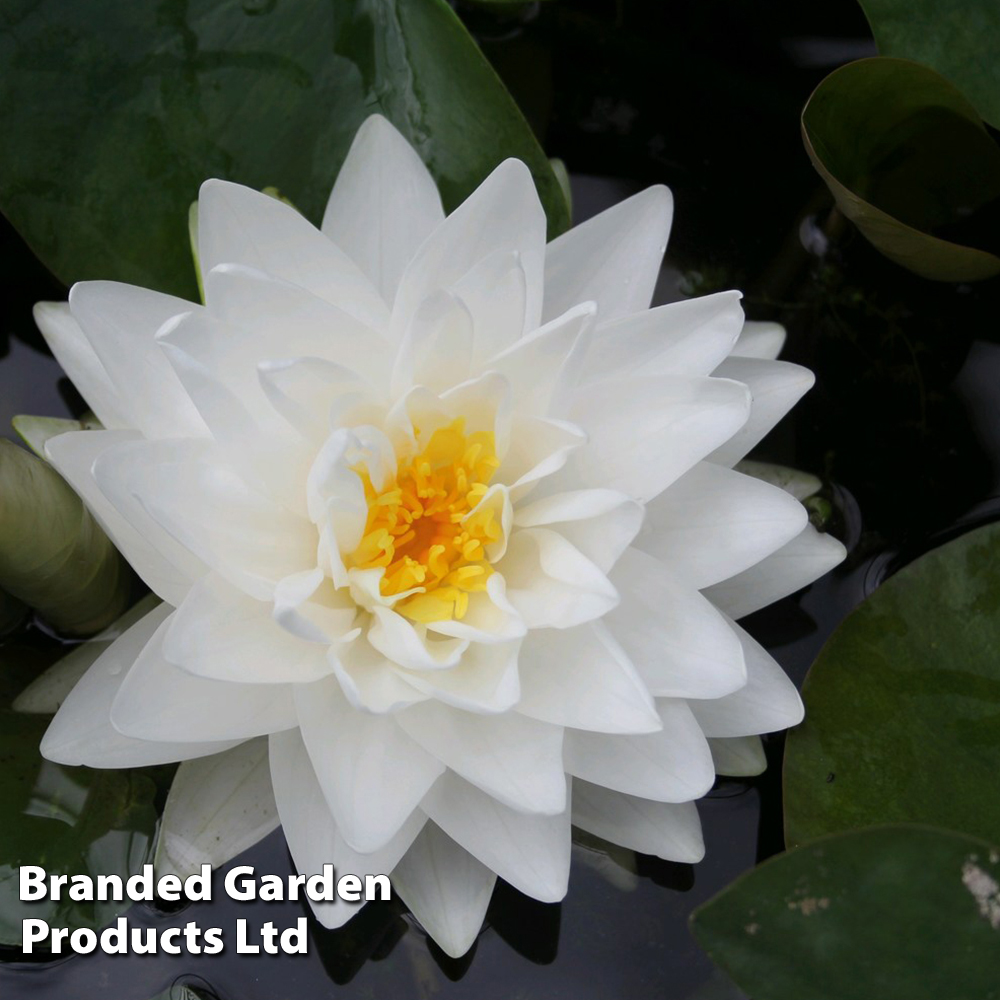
516,622,660,734
688,621,804,737
397,701,566,815
391,158,546,339
391,821,496,959
707,357,814,467
33,302,129,429
155,738,279,878
709,735,767,777
421,771,572,903
605,548,747,699
704,523,847,619
638,461,807,590
731,319,786,360
563,699,715,803
581,291,744,382
543,186,673,325
110,610,297,743
67,282,207,439
295,678,443,852
40,603,241,767
197,179,389,330
568,374,752,502
572,779,705,863
322,115,445,306
270,728,425,929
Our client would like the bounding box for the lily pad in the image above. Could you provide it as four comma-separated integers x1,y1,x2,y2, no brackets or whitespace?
691,825,1000,1000
802,57,1000,282
0,710,158,947
859,0,1000,129
784,521,1000,847
0,0,569,302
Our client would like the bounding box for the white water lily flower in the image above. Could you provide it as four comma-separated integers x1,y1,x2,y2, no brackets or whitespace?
33,116,845,957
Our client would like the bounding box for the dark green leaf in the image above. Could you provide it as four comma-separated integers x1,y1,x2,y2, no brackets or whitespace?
802,57,1000,281
691,825,1000,1000
784,521,1000,847
0,710,158,947
0,0,569,301
859,0,1000,129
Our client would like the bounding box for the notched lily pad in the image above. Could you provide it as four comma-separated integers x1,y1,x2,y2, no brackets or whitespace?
691,825,1000,1000
784,520,1000,847
803,57,1000,282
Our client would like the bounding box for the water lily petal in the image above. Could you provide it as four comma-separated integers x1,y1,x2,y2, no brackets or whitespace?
638,461,807,589
688,620,804,737
572,779,705,862
398,700,566,815
457,250,529,362
329,637,429,714
542,185,672,325
582,291,744,381
368,606,469,671
391,289,475,397
495,415,586,497
704,522,847,619
709,735,767,776
295,677,443,852
708,357,814,467
564,698,715,802
731,319,786,360
568,374,752,502
322,114,444,306
517,621,660,734
392,821,496,959
421,771,571,903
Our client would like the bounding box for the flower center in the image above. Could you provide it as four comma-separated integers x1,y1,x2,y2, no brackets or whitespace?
350,419,502,623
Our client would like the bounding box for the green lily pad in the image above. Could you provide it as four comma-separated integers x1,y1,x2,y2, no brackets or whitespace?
802,57,1000,282
691,825,1000,1000
859,0,1000,129
784,521,1000,847
0,710,158,947
0,0,569,302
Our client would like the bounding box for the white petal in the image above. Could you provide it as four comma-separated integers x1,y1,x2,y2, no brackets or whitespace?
397,701,566,815
709,736,767,776
543,185,672,324
582,291,744,382
731,320,786,360
392,821,496,959
735,459,822,502
368,606,469,671
33,302,129,429
398,640,522,714
563,699,715,802
708,357,814,467
494,415,586,497
45,430,203,606
322,115,445,306
110,610,297,742
572,779,705,862
67,282,207,439
704,523,846,619
568,374,751,502
638,461,807,589
329,636,428,714
457,250,529,362
606,548,747,699
155,738,279,878
197,179,389,330
498,527,619,629
163,573,338,684
688,621,803,737
40,604,241,767
391,290,474,397
295,678,443,852
269,728,425,929
392,159,546,339
517,622,660,734
421,771,571,903
513,488,642,573
424,574,526,645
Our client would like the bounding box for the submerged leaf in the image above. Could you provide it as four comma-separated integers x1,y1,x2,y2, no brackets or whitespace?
691,825,1000,1000
0,439,131,635
802,57,1000,281
0,0,569,300
784,521,1000,847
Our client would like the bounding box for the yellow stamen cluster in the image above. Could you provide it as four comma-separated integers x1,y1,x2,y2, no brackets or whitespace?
350,419,502,623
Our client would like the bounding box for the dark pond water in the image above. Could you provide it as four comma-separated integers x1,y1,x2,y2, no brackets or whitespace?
2,1,999,998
